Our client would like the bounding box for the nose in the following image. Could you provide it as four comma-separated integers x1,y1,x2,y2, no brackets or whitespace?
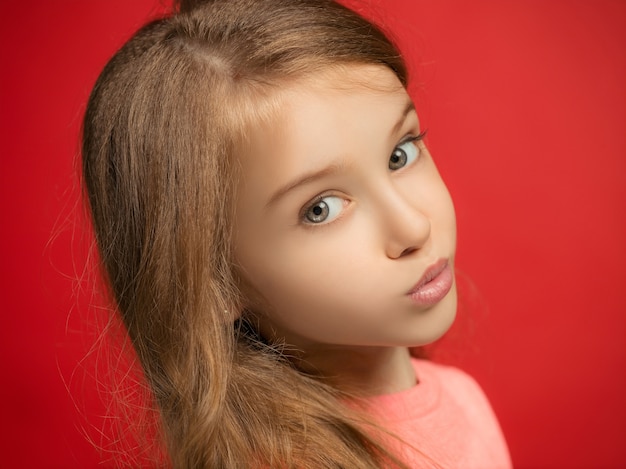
378,187,431,260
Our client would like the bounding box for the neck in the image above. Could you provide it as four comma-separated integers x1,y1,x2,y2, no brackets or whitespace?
298,345,416,396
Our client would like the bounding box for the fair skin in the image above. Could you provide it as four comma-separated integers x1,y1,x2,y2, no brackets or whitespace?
234,65,457,395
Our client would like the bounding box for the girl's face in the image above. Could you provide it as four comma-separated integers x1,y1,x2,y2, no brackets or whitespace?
234,65,457,355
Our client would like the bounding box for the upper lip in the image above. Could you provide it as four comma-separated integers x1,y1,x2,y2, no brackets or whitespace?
407,259,449,294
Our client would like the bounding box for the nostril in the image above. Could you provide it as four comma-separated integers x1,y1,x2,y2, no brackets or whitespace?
400,246,417,257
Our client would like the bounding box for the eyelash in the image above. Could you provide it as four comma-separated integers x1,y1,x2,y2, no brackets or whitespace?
401,129,428,150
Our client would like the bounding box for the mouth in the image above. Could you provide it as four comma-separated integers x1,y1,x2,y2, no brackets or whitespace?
407,259,454,307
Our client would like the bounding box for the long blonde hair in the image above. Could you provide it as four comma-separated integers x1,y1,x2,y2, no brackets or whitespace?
82,0,411,466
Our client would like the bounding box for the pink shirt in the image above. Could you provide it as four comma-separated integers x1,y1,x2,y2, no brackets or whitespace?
364,359,512,468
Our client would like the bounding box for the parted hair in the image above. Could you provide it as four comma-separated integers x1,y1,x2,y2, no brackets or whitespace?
82,0,411,467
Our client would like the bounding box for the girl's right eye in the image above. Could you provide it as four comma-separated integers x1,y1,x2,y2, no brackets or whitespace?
302,196,344,224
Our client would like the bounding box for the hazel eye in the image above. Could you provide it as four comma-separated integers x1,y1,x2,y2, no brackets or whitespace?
389,138,420,170
303,196,343,224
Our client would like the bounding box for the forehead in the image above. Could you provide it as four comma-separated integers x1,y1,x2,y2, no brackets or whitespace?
237,64,406,139
239,64,410,163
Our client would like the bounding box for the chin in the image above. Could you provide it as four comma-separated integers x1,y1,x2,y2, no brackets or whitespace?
409,284,458,347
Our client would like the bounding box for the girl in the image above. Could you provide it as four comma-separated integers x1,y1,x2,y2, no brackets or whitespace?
82,0,512,467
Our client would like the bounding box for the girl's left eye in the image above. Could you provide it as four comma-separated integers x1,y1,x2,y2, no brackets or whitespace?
302,196,344,224
389,136,422,171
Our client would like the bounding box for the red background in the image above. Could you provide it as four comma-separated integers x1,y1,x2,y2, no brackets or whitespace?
1,1,624,467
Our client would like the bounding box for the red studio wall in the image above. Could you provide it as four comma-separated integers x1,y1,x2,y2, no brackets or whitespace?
0,1,623,468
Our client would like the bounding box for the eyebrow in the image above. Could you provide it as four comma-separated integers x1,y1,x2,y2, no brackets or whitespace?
391,100,416,138
265,98,416,209
265,163,344,208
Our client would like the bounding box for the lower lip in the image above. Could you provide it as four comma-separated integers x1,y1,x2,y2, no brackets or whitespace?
408,263,454,307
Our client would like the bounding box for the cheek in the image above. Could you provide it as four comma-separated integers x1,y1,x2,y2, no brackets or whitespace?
241,229,370,305
442,188,457,246
436,183,456,237
236,227,385,336
417,167,457,237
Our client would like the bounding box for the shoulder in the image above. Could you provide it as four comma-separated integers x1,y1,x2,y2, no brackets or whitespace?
413,357,475,384
412,358,491,407
410,359,513,468
412,358,506,439
362,358,513,468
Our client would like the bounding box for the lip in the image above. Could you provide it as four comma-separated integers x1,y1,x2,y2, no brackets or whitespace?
407,259,454,307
